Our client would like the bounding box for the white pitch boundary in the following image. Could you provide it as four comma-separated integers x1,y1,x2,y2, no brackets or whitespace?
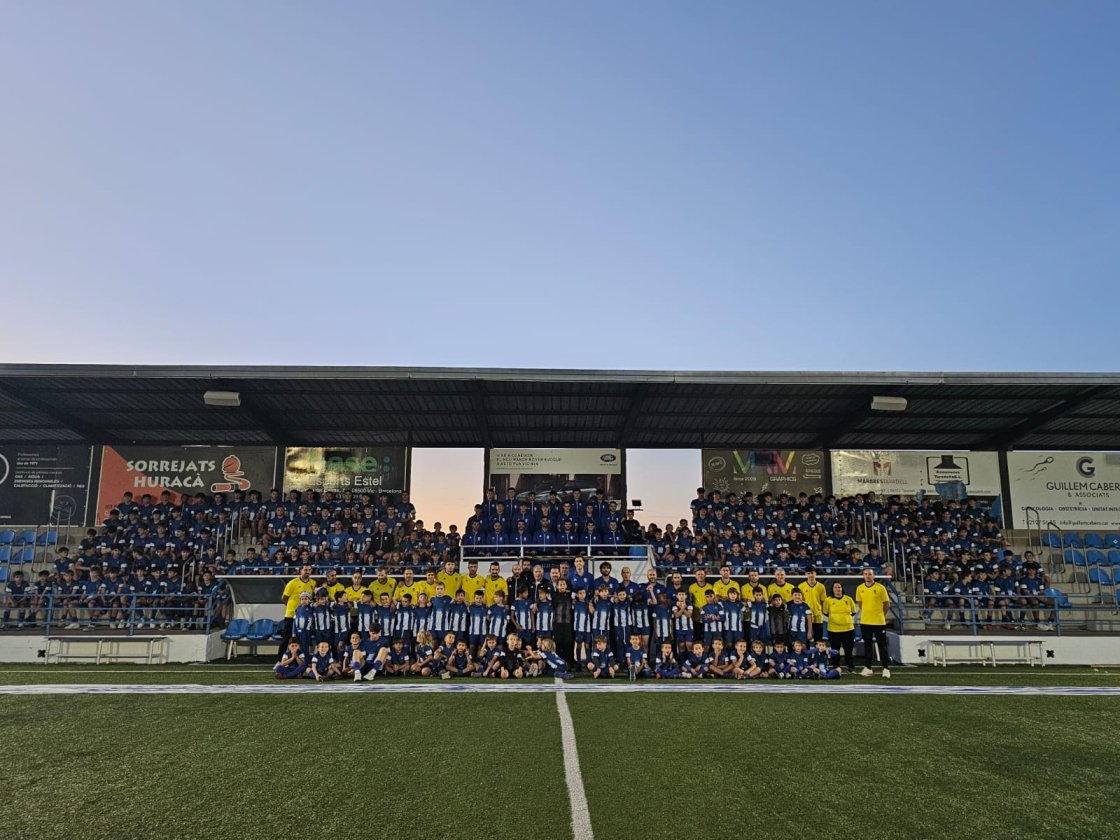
555,678,594,840
2,682,1120,696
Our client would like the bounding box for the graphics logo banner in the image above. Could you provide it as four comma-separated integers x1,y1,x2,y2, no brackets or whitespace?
702,450,826,498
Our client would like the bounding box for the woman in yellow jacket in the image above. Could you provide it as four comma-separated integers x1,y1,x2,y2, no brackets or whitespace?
823,581,857,671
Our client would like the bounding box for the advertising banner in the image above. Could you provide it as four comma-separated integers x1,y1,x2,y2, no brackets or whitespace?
1007,451,1120,529
830,450,1001,500
487,448,624,503
0,446,93,525
96,446,278,522
283,447,410,495
702,449,825,498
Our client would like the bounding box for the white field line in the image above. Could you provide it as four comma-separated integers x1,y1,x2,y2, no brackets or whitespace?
2,682,1120,696
554,677,594,840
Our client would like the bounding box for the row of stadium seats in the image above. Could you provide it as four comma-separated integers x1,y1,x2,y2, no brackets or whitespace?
1043,532,1120,548
1064,548,1120,566
0,530,58,547
221,618,285,658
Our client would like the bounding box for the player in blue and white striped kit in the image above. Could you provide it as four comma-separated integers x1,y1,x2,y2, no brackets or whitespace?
467,591,489,653
651,593,673,648
700,591,724,651
331,593,352,654
534,589,554,642
610,589,633,662
512,590,534,645
356,592,376,635
672,591,693,657
448,591,468,643
787,590,812,647
488,592,510,638
722,588,745,647
430,585,452,639
292,591,314,653
591,586,612,642
394,594,416,651
573,589,592,664
310,589,333,648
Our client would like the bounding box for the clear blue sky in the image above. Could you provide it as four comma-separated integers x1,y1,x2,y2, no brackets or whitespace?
2,2,1117,371
2,3,1117,525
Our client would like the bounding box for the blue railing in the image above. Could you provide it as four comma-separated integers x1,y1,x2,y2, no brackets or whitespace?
0,591,219,635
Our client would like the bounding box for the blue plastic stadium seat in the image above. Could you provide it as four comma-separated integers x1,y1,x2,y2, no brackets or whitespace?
13,530,35,547
221,618,251,660
1109,549,1120,566
1041,533,1060,548
220,618,249,641
0,568,7,583
1086,549,1107,567
0,530,15,546
245,618,275,655
1089,568,1106,585
1084,532,1105,548
1106,533,1120,549
35,531,59,546
1044,587,1073,609
15,547,34,563
1065,549,1086,566
1062,533,1083,548
247,618,274,640
0,547,9,563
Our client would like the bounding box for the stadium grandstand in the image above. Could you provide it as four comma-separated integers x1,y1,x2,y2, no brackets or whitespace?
2,365,1120,669
4,365,1120,840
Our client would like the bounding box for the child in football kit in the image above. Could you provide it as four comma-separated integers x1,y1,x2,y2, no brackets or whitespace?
274,638,307,679
787,590,812,647
588,637,618,678
653,642,680,679
467,591,489,654
748,588,770,648
310,640,341,682
445,640,476,678
385,638,411,675
708,637,734,678
623,633,650,679
411,630,436,676
786,639,811,679
682,641,711,679
529,638,574,679
722,588,745,647
731,639,753,680
478,635,503,678
809,640,842,679
770,640,792,679
672,591,694,658
573,588,592,664
748,639,774,679
701,590,724,651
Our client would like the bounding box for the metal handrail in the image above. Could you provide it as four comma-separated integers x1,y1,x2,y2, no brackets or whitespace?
0,591,218,635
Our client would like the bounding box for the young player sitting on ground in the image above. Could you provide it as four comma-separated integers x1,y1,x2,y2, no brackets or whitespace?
274,638,306,679
310,640,340,682
587,636,618,679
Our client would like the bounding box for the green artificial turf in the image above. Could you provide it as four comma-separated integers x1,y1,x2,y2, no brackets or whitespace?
2,673,1120,840
0,694,569,840
567,693,1120,840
